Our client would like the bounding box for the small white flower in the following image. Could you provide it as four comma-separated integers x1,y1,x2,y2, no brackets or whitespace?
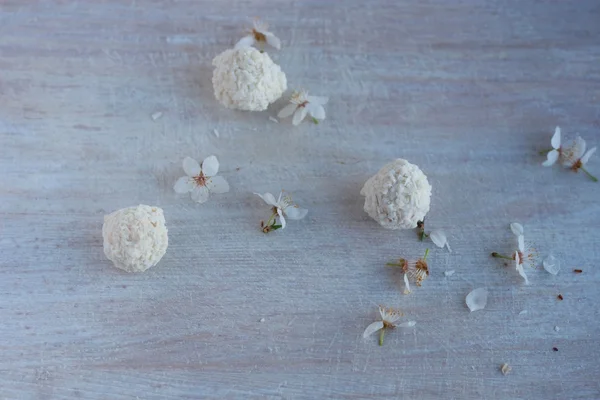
542,126,562,166
363,305,414,345
278,90,328,126
511,222,539,285
429,229,451,252
173,156,229,203
387,249,430,294
255,190,308,231
235,18,281,51
560,136,597,181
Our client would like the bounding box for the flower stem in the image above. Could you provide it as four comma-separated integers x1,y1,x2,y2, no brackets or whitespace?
379,329,385,346
312,117,319,125
491,252,513,260
581,167,598,182
423,248,430,261
262,212,278,233
538,148,553,155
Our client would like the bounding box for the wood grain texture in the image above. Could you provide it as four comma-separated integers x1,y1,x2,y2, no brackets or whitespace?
1,0,600,399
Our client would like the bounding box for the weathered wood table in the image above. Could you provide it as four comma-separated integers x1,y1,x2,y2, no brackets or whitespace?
1,1,599,398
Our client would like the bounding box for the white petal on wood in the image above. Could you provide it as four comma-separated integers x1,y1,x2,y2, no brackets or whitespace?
466,288,488,312
206,176,229,194
182,157,201,177
278,104,297,118
551,126,561,149
518,235,525,252
173,176,194,194
516,263,530,285
510,223,524,237
191,186,210,203
362,321,384,338
542,150,559,166
292,107,308,126
542,255,560,275
397,321,416,328
581,147,597,164
201,155,219,177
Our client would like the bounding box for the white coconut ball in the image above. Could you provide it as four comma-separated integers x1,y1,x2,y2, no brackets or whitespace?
360,159,432,229
212,47,287,111
102,205,168,273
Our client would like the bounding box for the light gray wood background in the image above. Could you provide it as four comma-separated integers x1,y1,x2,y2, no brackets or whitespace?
1,1,599,399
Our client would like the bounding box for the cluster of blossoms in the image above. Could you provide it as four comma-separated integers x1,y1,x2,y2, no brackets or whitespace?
213,18,328,125
542,126,597,181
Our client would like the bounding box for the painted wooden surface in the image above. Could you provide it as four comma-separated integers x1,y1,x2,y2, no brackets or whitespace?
1,1,600,399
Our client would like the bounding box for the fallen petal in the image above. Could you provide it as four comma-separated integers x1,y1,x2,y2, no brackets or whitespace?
543,255,560,275
466,288,488,312
444,270,455,277
363,321,384,338
510,223,524,237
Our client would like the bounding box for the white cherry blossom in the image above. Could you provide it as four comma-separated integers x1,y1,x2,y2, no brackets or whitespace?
561,136,597,181
173,156,229,203
235,18,281,51
255,190,308,232
363,305,414,346
278,90,328,125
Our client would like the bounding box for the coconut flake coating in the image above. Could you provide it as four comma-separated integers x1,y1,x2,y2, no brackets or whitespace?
212,47,287,111
360,159,432,229
102,205,168,273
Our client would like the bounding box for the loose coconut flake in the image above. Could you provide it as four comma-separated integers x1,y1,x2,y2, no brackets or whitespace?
466,288,488,312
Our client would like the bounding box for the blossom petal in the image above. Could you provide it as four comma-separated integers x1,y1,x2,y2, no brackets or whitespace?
551,126,561,149
265,33,281,50
429,230,448,249
284,206,308,220
516,263,530,285
518,235,525,252
278,104,297,119
173,176,195,194
206,176,229,194
253,19,269,32
307,95,328,105
191,185,210,203
581,147,596,165
277,208,286,229
378,305,386,320
570,136,587,160
201,155,219,177
292,107,308,126
235,35,255,49
255,192,278,207
308,104,326,121
543,255,560,275
363,321,384,338
403,273,411,294
182,157,201,177
510,223,524,237
542,150,559,166
466,288,488,312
